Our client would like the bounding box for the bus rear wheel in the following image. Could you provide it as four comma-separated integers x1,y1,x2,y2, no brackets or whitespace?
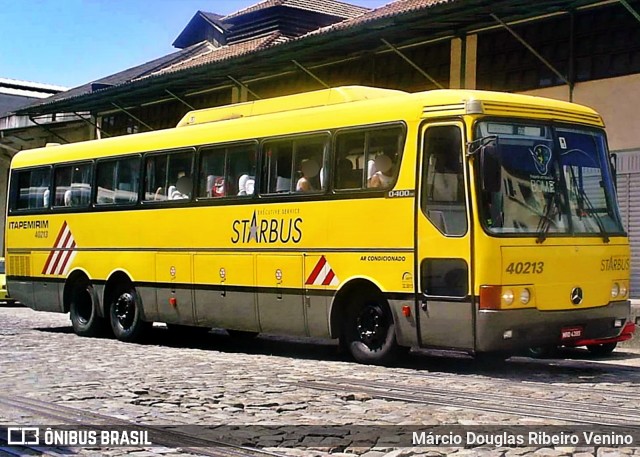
69,278,105,337
343,291,399,365
109,282,149,343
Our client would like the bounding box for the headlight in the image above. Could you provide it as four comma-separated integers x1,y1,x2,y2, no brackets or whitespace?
619,283,628,298
611,282,620,299
502,289,514,305
520,288,531,304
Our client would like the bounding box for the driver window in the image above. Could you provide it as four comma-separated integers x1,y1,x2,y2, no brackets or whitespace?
421,125,467,236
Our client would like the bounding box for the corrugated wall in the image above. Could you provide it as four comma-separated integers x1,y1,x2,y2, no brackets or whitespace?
616,152,640,298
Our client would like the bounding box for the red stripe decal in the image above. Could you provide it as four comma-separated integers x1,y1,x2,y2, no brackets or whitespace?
55,241,76,276
42,222,68,274
322,269,335,286
305,256,327,285
49,230,72,275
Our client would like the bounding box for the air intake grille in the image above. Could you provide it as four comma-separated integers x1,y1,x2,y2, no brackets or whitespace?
8,255,30,277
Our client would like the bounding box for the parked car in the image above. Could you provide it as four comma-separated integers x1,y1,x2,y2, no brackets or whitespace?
528,321,637,358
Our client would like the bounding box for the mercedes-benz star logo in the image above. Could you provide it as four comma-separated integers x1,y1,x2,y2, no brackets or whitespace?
570,287,584,305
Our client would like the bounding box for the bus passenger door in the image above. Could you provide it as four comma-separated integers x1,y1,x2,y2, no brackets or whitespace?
156,253,195,325
415,122,474,350
256,255,306,336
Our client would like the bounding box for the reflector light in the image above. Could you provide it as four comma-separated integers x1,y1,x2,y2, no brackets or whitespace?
169,297,177,307
402,305,411,317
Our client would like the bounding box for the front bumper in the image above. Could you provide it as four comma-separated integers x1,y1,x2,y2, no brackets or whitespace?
565,321,636,347
475,300,630,353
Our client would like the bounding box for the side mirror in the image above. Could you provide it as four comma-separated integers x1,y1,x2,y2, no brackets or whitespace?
480,138,501,193
610,153,618,190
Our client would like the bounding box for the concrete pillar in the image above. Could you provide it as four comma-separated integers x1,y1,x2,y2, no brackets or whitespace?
449,38,463,89
465,34,478,90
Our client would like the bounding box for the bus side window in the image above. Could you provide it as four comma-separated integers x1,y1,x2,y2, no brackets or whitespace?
334,126,403,191
261,140,293,194
11,167,51,211
228,144,256,196
199,147,225,198
96,157,140,205
143,150,193,202
261,136,327,195
421,125,467,236
197,143,256,198
53,163,92,208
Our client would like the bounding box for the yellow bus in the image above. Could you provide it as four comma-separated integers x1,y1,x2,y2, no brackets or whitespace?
4,86,631,364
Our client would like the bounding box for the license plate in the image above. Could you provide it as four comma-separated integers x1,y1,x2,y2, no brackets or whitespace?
561,326,583,340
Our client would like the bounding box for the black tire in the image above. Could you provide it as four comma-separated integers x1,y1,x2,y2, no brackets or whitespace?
342,290,400,365
526,345,556,359
69,278,106,337
167,324,210,340
108,282,150,343
587,342,617,357
227,329,259,340
474,352,510,364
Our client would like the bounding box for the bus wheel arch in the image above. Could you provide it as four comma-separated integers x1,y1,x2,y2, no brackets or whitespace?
104,271,149,342
64,270,105,337
330,278,401,365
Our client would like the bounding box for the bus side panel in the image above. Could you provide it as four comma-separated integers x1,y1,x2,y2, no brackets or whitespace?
155,253,195,325
193,253,259,332
32,252,63,313
6,279,34,309
256,254,306,336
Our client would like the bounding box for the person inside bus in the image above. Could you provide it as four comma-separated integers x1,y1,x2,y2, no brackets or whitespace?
296,159,320,192
368,153,395,188
169,171,192,200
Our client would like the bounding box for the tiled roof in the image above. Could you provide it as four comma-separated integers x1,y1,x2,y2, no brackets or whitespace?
17,0,462,114
145,33,288,78
223,0,369,21
304,0,454,35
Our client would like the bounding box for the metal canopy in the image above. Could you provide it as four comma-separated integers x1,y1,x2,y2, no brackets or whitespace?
16,0,613,116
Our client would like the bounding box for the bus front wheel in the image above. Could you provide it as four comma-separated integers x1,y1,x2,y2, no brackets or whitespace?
587,342,617,357
69,279,105,337
109,283,150,343
343,291,399,365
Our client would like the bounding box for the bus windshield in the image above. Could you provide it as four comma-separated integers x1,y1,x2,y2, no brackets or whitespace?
476,121,624,239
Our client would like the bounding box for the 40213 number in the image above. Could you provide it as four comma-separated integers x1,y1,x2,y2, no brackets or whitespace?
505,261,544,274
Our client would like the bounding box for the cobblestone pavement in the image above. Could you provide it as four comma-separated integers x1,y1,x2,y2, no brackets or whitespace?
1,306,639,457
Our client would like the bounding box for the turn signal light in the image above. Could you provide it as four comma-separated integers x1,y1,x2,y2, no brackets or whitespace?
479,285,503,310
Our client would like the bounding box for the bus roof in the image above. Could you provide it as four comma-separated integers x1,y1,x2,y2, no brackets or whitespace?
176,86,405,127
11,86,603,169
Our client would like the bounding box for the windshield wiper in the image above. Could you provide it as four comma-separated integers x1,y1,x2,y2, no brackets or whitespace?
536,192,559,244
566,167,610,243
575,184,610,243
